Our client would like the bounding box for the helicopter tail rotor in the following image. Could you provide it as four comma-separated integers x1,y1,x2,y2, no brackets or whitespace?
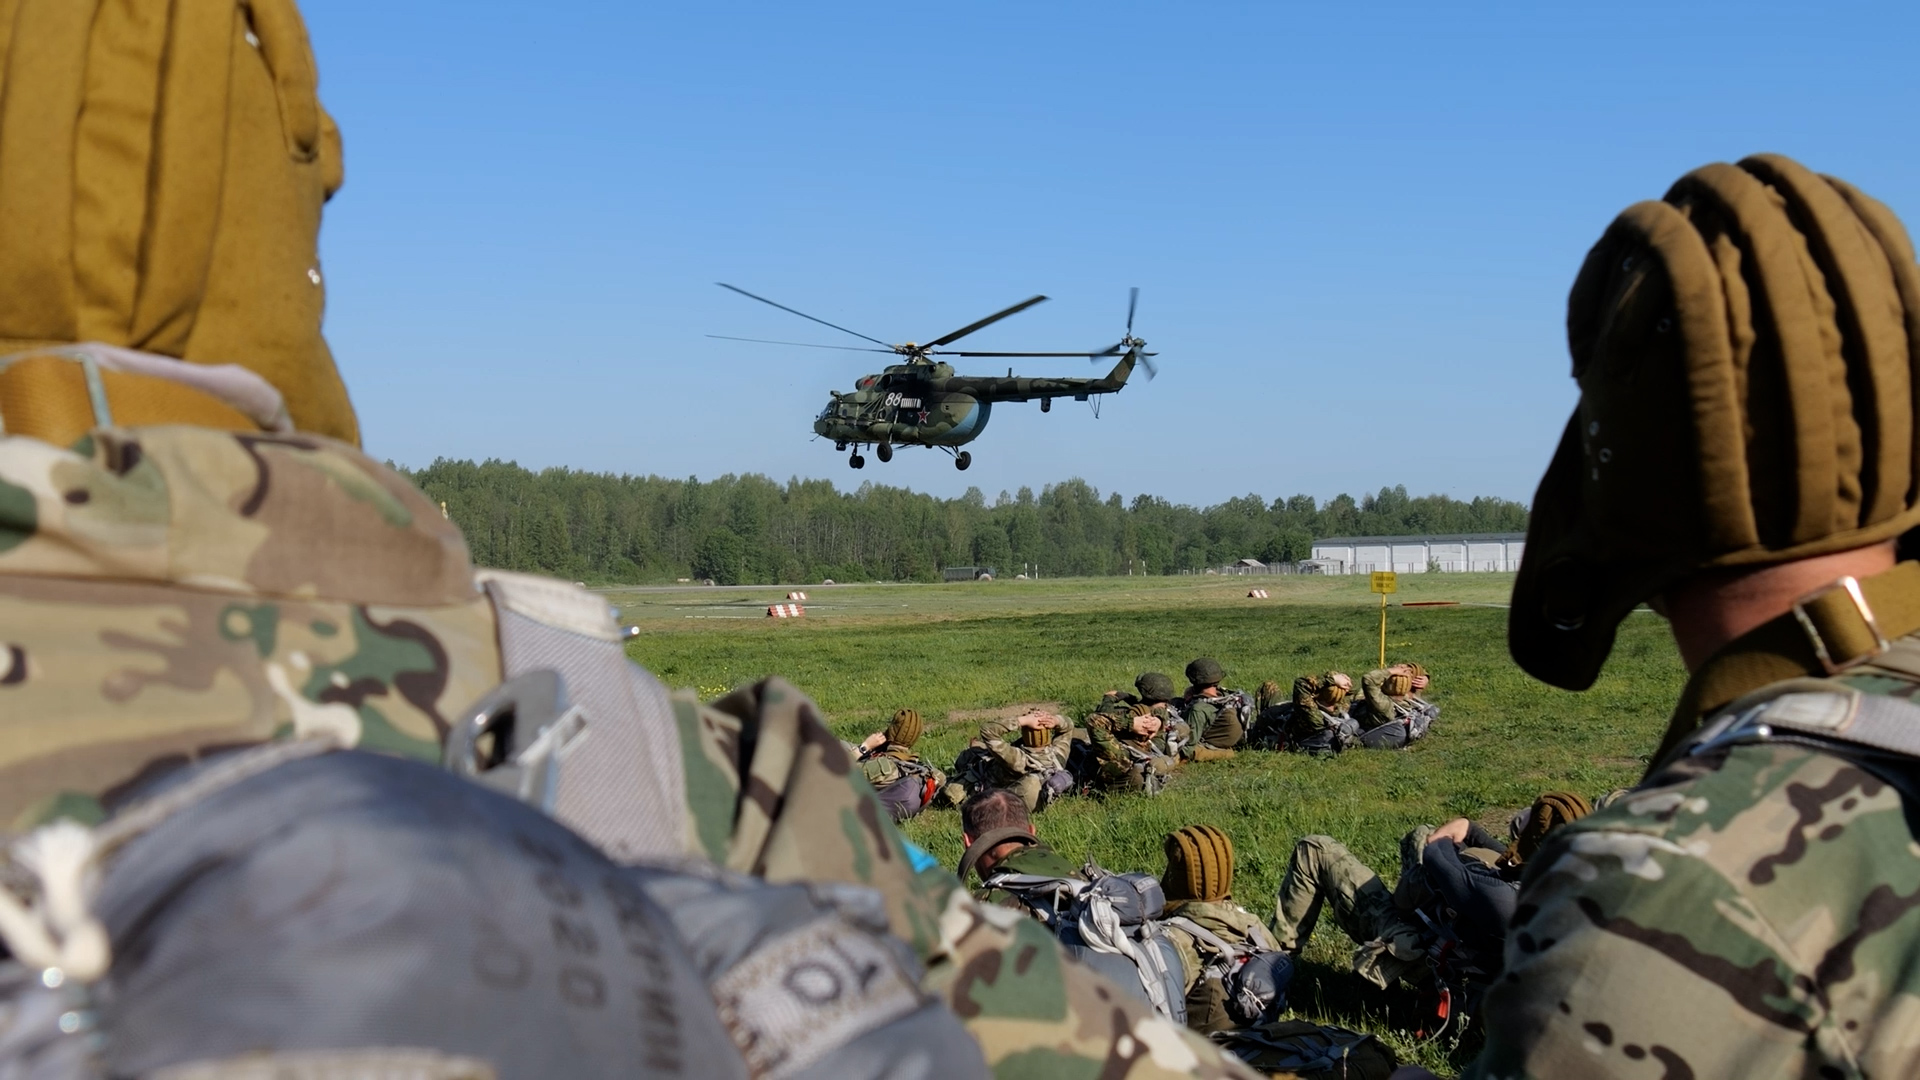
1089,287,1155,380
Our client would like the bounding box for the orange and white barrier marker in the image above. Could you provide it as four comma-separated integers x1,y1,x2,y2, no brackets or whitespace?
787,591,808,601
768,603,805,618
1248,589,1269,599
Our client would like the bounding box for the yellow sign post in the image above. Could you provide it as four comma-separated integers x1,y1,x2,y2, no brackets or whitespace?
1370,571,1398,668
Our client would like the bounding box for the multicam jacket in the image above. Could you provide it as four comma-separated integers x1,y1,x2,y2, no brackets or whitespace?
0,425,1256,1080
1085,712,1179,792
978,715,1075,777
1466,610,1920,1079
1354,668,1406,730
1284,676,1353,742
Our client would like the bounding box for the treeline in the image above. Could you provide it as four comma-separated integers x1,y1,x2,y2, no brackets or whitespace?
402,459,1530,585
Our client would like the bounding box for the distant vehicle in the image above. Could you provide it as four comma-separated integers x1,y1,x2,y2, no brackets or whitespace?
714,285,1156,470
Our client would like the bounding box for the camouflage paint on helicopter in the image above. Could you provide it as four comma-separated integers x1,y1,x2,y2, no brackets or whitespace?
717,285,1155,470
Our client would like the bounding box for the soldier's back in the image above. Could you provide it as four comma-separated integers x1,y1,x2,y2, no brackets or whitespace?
1469,701,1920,1078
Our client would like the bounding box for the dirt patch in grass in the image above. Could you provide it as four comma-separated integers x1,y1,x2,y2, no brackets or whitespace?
944,702,1064,727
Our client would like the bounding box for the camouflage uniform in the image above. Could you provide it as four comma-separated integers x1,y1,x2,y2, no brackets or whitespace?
1471,154,1920,1080
1465,630,1920,1080
0,422,1256,1080
1084,710,1180,793
859,744,946,820
1351,668,1438,750
1163,898,1277,1034
1283,675,1359,756
1269,835,1427,989
973,715,1076,812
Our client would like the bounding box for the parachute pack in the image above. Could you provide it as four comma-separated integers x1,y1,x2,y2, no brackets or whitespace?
1212,1020,1398,1080
977,863,1293,1030
869,755,942,822
0,746,985,1080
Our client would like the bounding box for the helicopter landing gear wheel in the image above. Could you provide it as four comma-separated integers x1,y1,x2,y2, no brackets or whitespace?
849,453,865,470
954,451,972,471
876,443,893,463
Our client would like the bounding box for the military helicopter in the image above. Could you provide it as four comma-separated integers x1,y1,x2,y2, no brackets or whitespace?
713,284,1156,470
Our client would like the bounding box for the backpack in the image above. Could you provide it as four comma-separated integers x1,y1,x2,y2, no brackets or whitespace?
0,0,357,446
0,746,985,1080
1212,1020,1398,1080
979,866,1190,1025
1247,703,1294,750
1402,699,1440,741
871,756,940,822
1161,909,1293,1031
1386,825,1504,1041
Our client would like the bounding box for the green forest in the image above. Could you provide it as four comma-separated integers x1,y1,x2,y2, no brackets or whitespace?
402,459,1531,585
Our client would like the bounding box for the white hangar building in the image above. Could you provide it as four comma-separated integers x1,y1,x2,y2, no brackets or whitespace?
1308,533,1527,574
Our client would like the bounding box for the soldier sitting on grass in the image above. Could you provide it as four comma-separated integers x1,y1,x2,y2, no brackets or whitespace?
1350,663,1440,750
953,708,1077,812
1159,825,1289,1033
1282,671,1360,756
956,788,1085,913
1269,793,1593,996
1181,658,1250,761
849,707,948,821
1083,703,1182,794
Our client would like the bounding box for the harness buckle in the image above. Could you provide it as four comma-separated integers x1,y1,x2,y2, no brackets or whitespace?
1791,575,1890,675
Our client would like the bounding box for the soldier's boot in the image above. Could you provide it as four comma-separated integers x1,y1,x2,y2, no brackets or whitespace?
1189,745,1236,762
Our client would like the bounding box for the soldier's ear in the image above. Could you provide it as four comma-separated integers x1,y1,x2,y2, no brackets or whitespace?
962,831,975,846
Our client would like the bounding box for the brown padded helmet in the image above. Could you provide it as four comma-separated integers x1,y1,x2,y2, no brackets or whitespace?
1383,672,1414,697
885,708,922,749
1512,155,1920,689
1163,824,1234,903
1315,672,1350,709
1508,791,1593,866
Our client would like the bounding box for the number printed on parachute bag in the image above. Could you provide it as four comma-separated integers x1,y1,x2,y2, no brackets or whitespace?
0,749,986,1080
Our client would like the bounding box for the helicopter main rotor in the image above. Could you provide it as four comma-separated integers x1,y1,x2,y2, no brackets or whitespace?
713,284,1123,362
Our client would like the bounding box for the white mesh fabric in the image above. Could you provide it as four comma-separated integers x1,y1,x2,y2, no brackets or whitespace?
483,579,687,863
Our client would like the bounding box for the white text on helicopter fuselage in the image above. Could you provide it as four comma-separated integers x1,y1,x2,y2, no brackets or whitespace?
884,394,923,408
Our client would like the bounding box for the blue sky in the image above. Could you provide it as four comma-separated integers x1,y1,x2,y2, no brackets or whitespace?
304,1,1920,507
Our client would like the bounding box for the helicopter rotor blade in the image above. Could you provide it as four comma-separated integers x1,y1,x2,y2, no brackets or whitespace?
942,349,1116,358
1126,287,1139,336
715,283,894,348
706,334,893,353
926,295,1049,347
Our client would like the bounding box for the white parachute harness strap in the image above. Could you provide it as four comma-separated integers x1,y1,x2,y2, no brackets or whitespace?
0,735,341,984
977,872,1086,925
1161,915,1243,981
1076,892,1178,1019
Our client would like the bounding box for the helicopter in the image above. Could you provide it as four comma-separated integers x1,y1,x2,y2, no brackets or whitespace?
713,284,1156,470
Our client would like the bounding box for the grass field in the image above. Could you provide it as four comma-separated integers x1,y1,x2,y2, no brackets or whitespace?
622,573,1687,1074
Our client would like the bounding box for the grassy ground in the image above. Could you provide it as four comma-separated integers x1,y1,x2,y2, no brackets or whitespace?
603,569,1520,626
624,573,1686,1075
